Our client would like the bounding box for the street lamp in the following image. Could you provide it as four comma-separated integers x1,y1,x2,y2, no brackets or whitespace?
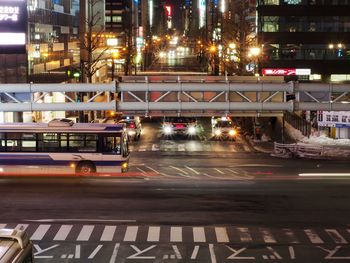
248,47,261,76
111,50,119,81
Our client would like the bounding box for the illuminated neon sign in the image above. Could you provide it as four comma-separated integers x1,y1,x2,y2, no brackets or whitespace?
198,0,206,28
0,6,19,21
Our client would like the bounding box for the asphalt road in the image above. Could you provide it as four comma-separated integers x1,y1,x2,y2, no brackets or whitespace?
1,122,350,262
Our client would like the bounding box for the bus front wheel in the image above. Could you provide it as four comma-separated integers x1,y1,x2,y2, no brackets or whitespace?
76,161,96,175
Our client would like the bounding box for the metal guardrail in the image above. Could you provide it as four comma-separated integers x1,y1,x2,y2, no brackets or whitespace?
284,111,312,137
273,142,350,159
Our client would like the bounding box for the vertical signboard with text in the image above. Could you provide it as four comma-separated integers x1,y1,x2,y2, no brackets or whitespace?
0,0,27,53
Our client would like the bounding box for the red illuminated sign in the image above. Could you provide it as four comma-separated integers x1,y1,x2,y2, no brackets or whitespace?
262,68,311,76
165,5,172,16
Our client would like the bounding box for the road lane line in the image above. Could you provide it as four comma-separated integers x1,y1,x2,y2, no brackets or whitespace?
325,229,348,244
31,224,51,240
191,246,200,259
100,226,116,241
124,226,138,242
136,167,147,174
147,226,160,242
214,168,225,174
54,225,73,241
283,228,299,244
88,245,103,259
193,227,206,242
304,229,324,244
109,243,120,263
299,173,350,177
170,227,182,242
185,166,200,175
15,224,29,231
77,225,94,241
237,227,252,242
170,166,188,175
226,168,239,174
146,166,160,174
260,228,276,243
215,227,229,243
209,244,217,263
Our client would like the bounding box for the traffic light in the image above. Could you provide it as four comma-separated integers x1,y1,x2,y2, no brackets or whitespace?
66,68,81,79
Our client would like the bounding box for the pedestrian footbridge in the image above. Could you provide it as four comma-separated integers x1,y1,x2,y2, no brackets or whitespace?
0,76,349,117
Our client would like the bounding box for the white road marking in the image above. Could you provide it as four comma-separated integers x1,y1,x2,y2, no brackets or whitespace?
88,244,103,259
170,166,188,175
151,144,159,151
215,227,229,243
185,166,200,175
139,146,147,152
325,229,348,244
226,168,239,174
299,173,350,177
25,219,136,223
147,226,160,242
191,246,200,259
53,225,73,241
124,226,138,242
304,229,324,244
214,168,225,175
0,224,6,229
260,228,277,243
172,245,182,259
15,224,29,231
209,244,217,263
77,225,94,241
109,243,120,263
31,224,51,240
283,228,299,243
146,166,160,174
100,226,117,241
193,227,206,242
178,144,185,151
136,167,147,174
170,227,182,242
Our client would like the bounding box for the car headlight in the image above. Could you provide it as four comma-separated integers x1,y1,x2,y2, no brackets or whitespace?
128,130,136,136
163,126,172,134
188,126,196,135
229,129,237,136
214,129,221,136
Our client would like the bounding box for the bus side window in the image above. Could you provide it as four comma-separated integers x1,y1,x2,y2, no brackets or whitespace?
102,136,121,154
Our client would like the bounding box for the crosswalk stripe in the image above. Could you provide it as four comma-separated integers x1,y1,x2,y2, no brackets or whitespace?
139,146,147,152
304,229,324,244
178,144,185,151
237,227,252,242
325,229,348,244
170,166,188,175
147,226,160,242
170,227,182,242
54,225,73,241
124,226,138,242
100,226,116,241
185,166,200,175
31,224,51,240
283,229,299,243
215,227,229,243
15,224,29,231
193,227,206,242
260,228,277,243
77,225,94,241
151,144,159,151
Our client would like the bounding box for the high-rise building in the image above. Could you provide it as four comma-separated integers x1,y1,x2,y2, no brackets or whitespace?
257,0,350,81
0,0,80,83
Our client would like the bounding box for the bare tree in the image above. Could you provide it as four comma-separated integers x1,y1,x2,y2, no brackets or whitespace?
222,0,257,75
80,0,109,83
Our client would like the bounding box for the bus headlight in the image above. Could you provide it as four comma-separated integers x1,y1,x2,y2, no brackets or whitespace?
163,126,172,134
188,126,196,135
229,129,237,136
122,162,128,172
214,129,222,136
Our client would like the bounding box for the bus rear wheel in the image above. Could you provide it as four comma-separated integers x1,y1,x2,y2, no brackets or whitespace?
76,162,96,175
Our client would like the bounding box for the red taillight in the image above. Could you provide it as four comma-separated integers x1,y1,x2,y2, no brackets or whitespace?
129,123,135,128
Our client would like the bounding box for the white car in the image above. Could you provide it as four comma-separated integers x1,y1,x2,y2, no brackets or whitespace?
162,117,198,137
211,117,239,141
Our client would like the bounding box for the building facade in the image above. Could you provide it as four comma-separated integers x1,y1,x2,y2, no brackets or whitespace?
257,0,350,81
